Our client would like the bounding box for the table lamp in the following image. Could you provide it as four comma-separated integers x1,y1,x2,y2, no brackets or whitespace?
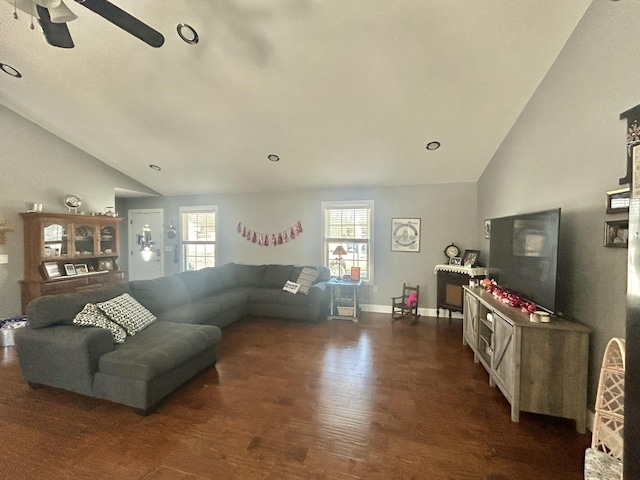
332,245,347,280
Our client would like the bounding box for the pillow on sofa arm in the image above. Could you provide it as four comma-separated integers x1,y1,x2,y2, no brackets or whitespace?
97,293,156,336
73,303,127,344
296,267,319,295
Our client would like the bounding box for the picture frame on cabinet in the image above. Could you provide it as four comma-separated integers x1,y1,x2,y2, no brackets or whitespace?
449,257,462,266
64,264,77,276
605,220,628,247
98,259,114,271
42,261,61,279
74,264,88,274
462,249,480,267
606,187,630,214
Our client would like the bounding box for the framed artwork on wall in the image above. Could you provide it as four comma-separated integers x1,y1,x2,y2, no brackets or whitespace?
484,220,491,239
391,218,421,252
606,188,630,214
605,220,629,247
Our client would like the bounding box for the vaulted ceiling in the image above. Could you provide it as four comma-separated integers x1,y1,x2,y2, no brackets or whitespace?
0,0,592,197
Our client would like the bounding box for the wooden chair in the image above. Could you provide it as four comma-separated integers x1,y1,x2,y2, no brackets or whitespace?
391,283,420,324
584,337,625,480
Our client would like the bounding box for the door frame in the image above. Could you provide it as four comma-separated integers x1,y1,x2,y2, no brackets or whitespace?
128,208,164,281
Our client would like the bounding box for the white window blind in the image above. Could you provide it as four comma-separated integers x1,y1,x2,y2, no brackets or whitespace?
180,206,217,271
322,201,373,282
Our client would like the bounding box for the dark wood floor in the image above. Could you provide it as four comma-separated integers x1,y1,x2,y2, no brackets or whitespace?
0,313,590,479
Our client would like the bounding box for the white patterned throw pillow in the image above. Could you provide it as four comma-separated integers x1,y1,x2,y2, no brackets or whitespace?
296,267,319,295
73,303,127,344
97,293,156,336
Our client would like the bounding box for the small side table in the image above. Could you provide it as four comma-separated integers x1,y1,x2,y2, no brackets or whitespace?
327,278,362,322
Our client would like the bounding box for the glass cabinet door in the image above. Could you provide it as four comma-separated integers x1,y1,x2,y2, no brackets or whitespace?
99,225,117,255
43,223,68,258
74,224,95,256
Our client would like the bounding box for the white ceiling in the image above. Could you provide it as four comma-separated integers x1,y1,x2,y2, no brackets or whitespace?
0,0,592,197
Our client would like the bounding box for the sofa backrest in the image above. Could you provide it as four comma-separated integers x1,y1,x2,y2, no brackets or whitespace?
179,267,226,301
26,283,132,329
129,275,191,314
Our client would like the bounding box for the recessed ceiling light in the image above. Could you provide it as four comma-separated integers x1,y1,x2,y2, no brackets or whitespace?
426,141,441,151
0,63,22,78
267,154,280,162
149,164,162,171
177,23,199,44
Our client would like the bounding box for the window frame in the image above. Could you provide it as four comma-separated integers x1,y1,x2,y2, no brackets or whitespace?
179,205,218,272
321,200,374,284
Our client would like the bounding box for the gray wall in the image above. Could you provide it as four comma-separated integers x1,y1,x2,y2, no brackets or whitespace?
478,0,639,407
0,104,156,318
120,182,478,310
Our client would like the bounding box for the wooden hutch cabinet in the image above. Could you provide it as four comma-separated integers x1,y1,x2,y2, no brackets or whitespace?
20,212,125,312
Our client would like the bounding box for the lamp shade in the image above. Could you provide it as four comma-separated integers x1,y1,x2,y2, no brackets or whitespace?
332,245,347,256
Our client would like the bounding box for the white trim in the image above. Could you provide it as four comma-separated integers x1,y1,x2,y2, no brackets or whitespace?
360,304,463,319
127,208,165,281
321,200,374,284
179,205,218,272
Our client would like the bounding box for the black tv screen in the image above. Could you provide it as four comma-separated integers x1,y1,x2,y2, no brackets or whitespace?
488,208,561,314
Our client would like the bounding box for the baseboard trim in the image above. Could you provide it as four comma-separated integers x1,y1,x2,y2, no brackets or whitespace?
360,304,463,319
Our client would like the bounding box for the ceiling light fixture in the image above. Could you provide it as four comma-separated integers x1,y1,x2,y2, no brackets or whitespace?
177,23,199,44
267,154,280,162
426,141,441,151
149,164,162,171
0,63,22,78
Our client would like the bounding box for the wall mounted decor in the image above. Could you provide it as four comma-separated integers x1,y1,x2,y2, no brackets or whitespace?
605,220,629,247
391,218,420,252
236,221,303,246
484,219,491,239
607,188,630,214
0,219,14,244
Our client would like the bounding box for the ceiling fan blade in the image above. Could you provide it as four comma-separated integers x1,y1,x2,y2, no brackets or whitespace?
36,5,75,48
75,0,164,48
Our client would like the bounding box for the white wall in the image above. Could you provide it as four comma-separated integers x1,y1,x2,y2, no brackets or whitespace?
478,0,640,407
120,182,478,310
0,104,156,317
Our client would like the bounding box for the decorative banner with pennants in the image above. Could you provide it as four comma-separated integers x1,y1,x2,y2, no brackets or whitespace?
237,221,303,246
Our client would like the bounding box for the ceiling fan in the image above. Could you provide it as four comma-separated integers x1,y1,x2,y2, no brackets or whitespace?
8,0,164,48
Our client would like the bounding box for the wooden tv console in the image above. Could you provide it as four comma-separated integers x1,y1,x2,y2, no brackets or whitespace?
462,286,590,432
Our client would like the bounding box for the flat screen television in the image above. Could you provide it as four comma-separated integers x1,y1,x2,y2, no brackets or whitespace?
488,208,561,314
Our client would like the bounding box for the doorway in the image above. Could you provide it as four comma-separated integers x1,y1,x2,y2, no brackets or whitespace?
128,209,164,281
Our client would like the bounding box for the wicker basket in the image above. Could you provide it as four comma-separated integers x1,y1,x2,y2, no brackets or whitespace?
337,306,354,316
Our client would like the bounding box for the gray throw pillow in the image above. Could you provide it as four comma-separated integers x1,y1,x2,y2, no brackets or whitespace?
296,267,319,295
73,303,127,344
97,293,156,336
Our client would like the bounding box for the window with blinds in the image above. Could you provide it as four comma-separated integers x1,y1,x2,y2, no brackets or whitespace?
180,206,217,271
322,201,373,282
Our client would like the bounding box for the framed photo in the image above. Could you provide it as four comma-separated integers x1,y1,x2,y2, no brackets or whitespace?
449,257,462,266
42,261,61,279
350,267,361,281
98,259,114,271
64,264,77,276
606,188,630,214
391,218,421,252
462,249,481,267
484,219,491,239
74,263,88,274
605,220,629,247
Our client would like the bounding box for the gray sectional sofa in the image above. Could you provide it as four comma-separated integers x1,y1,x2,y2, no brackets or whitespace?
16,263,330,414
